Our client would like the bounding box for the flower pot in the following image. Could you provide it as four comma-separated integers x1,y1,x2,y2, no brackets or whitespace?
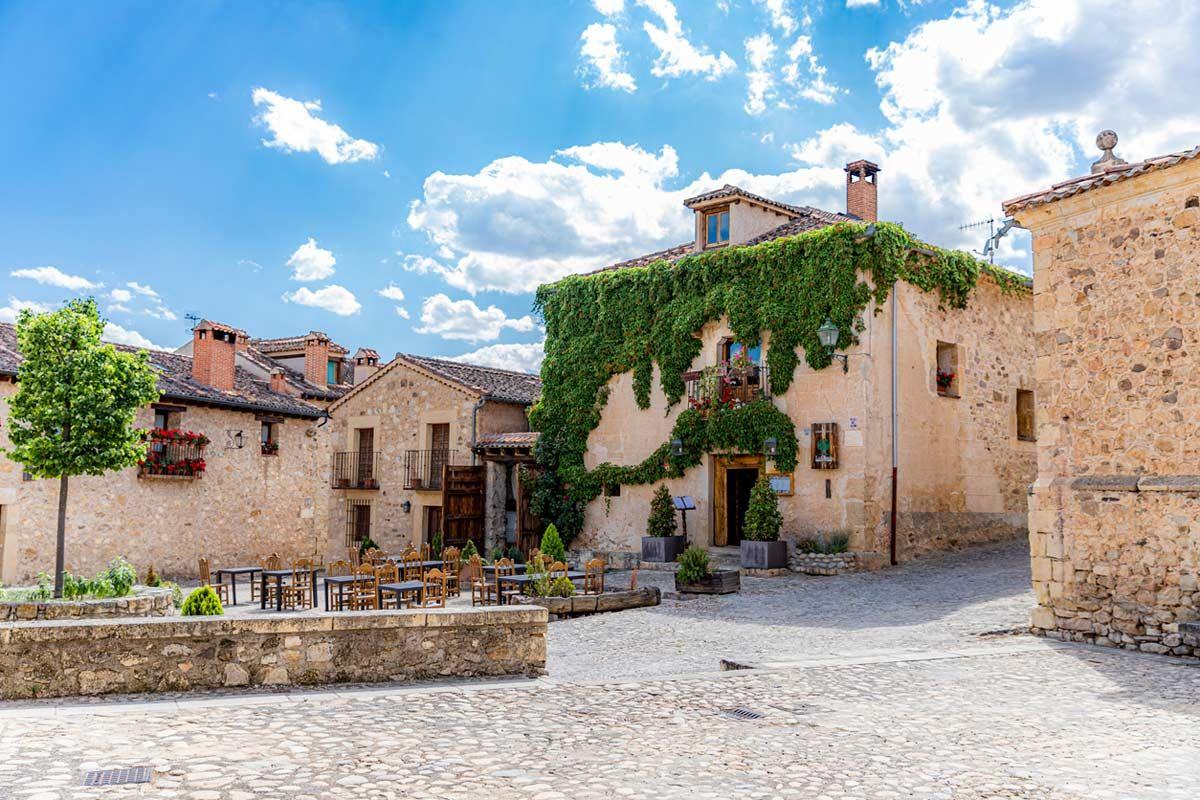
675,569,740,594
641,535,687,563
740,540,788,569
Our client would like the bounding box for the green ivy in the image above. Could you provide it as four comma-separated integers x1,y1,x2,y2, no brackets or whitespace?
530,221,1025,543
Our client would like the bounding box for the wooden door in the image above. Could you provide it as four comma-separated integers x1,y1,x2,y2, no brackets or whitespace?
429,423,450,487
356,428,375,484
712,454,764,547
516,466,543,555
441,464,485,550
424,505,443,544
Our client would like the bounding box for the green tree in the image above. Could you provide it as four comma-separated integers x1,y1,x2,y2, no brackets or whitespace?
4,299,159,597
743,475,782,542
539,523,566,563
646,484,677,537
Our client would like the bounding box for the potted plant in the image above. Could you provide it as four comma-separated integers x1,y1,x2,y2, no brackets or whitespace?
261,440,280,456
740,475,787,569
674,545,740,594
641,484,687,562
936,369,956,395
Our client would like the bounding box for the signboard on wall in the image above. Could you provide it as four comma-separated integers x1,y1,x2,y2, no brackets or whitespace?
811,422,839,470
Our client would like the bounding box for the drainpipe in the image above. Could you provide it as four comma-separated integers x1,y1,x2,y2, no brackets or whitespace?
889,284,899,566
470,397,486,465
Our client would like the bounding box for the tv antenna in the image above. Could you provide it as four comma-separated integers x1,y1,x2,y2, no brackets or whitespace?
184,313,202,331
959,217,1019,264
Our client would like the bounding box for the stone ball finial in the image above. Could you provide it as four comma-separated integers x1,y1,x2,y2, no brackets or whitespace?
1091,129,1127,174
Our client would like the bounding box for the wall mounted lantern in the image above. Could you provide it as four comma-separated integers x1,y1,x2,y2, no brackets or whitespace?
233,430,245,449
816,317,849,374
764,437,778,458
671,438,684,457
401,500,412,514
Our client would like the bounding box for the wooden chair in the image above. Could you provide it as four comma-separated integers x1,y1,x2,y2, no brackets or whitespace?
468,555,490,606
282,558,314,610
348,563,378,611
548,560,569,579
583,558,606,595
494,559,520,605
401,551,424,583
375,562,401,609
347,546,361,567
420,543,431,561
415,568,447,609
198,558,230,605
442,547,462,597
325,559,352,610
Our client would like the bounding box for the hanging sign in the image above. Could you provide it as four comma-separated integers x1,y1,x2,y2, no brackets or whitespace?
811,422,839,470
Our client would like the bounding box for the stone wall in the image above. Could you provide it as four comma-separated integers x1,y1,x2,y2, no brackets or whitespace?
0,391,332,583
789,550,882,576
0,587,175,621
0,606,547,699
1011,155,1200,655
327,360,531,555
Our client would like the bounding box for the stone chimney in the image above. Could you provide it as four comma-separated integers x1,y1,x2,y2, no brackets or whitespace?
235,331,251,352
352,348,381,385
845,160,880,222
191,321,238,391
269,367,292,395
304,332,332,387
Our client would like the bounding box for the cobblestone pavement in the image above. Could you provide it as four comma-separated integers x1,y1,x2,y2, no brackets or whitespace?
2,541,1197,799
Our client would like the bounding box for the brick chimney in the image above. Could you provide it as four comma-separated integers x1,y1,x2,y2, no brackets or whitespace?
191,321,238,391
352,348,380,385
304,332,332,387
235,331,251,352
845,160,880,222
269,367,292,395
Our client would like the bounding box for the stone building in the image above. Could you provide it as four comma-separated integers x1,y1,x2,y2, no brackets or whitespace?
547,162,1036,563
1004,133,1200,656
324,355,541,557
0,320,336,583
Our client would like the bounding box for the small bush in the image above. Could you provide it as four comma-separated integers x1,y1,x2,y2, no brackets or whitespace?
646,484,677,538
491,546,507,562
161,581,184,608
743,476,782,542
144,565,160,587
796,533,850,555
547,576,576,597
676,546,711,584
507,546,525,564
431,529,444,555
99,557,136,597
540,524,566,564
358,536,379,554
461,539,478,560
181,585,225,616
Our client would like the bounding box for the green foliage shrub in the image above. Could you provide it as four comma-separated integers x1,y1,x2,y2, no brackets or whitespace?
646,484,677,538
161,581,184,608
796,533,851,555
676,546,711,585
144,565,160,587
461,539,478,560
507,546,525,564
181,585,224,616
743,476,782,542
547,576,576,597
540,524,566,564
431,530,443,556
491,546,507,562
358,536,379,554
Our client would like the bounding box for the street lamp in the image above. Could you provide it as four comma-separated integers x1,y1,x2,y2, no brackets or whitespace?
671,438,684,457
764,437,778,458
817,317,849,374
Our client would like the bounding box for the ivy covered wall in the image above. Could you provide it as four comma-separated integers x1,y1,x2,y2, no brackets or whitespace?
529,221,1026,543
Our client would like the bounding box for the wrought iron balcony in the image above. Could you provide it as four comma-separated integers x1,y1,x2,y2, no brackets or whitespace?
332,451,380,489
403,448,466,491
682,363,769,412
138,429,209,479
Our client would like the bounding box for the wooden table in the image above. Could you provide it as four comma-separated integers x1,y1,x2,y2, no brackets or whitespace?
260,567,323,611
496,571,586,604
212,566,262,606
378,579,424,608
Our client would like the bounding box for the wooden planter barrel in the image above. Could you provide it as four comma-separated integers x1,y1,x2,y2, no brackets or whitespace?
675,569,740,595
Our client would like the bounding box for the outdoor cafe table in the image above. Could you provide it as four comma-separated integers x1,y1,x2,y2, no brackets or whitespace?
260,566,324,612
496,571,586,603
377,579,424,608
482,563,528,577
212,566,262,606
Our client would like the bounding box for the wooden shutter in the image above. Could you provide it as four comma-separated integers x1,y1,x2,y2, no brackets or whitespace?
441,464,485,550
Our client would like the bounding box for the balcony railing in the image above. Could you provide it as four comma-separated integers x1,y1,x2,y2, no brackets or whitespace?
403,449,466,491
138,429,208,479
683,363,769,412
332,451,380,489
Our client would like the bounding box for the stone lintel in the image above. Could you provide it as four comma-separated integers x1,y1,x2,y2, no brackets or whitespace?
1069,475,1140,492
1066,474,1200,493
1135,475,1200,492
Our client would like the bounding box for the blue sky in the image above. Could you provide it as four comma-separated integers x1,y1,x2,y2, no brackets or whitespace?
2,0,1197,370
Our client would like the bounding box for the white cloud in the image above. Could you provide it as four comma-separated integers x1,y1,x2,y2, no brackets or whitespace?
415,294,536,344
781,35,843,105
109,303,132,314
395,306,411,320
238,259,263,272
109,288,133,303
638,0,736,80
126,281,159,298
116,281,176,320
448,341,545,374
282,285,362,316
382,169,391,178
743,33,778,115
10,266,100,291
286,237,337,281
846,0,881,7
593,0,625,15
377,283,406,302
580,23,638,93
756,0,798,34
251,87,379,165
0,298,52,323
102,322,166,351
141,305,177,321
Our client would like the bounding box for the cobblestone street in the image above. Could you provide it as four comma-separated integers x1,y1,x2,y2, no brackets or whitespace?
2,542,1197,799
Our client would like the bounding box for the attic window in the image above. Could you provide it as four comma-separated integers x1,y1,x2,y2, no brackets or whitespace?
705,208,730,247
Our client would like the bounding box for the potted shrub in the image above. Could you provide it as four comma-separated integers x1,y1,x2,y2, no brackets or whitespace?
740,475,787,569
641,484,687,562
674,545,740,594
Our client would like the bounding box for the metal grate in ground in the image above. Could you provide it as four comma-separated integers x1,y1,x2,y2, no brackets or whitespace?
722,707,765,721
82,766,152,786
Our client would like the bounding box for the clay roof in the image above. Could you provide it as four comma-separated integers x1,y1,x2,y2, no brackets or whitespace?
1003,145,1200,214
249,331,349,356
237,346,351,401
683,184,809,215
401,355,542,404
474,431,540,448
0,323,322,419
353,347,380,360
196,319,247,337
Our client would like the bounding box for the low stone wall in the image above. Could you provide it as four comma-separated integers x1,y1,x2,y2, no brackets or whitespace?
0,607,547,700
0,587,175,621
790,551,882,576
512,587,660,617
571,548,640,570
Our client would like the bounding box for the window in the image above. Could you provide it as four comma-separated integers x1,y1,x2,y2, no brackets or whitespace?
260,421,279,455
327,359,339,385
152,407,181,430
346,500,372,547
603,483,621,498
721,340,762,365
936,341,960,397
705,208,730,247
1016,389,1036,442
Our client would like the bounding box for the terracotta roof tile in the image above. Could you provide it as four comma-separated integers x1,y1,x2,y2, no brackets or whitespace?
249,331,349,356
475,431,540,448
1003,146,1200,214
402,355,542,404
